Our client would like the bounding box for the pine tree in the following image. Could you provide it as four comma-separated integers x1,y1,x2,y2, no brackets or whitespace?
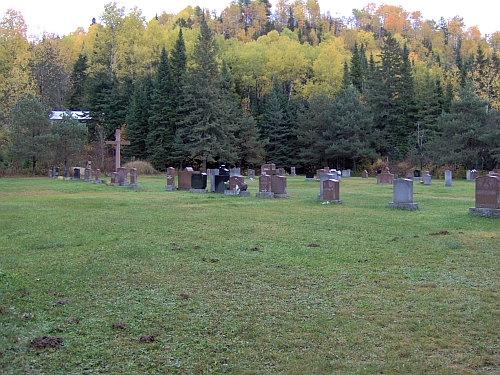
177,18,238,171
147,46,175,170
67,54,88,110
123,75,153,161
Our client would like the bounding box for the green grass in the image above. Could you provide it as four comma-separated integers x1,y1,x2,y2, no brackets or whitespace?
0,176,499,374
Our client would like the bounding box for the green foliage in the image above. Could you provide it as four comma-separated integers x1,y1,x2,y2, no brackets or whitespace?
8,94,56,174
51,112,88,168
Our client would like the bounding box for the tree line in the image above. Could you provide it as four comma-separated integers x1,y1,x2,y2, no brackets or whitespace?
1,1,500,174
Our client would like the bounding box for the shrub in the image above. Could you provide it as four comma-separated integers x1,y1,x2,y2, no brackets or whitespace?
123,160,157,175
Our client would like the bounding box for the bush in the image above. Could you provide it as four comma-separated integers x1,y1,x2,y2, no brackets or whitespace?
123,160,157,175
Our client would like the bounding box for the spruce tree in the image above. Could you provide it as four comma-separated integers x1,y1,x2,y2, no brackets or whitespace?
147,46,175,170
177,18,238,171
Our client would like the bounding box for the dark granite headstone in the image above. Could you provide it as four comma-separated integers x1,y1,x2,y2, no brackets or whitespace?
191,173,208,189
72,167,80,180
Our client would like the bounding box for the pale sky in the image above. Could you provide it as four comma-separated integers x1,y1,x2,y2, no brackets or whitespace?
3,0,499,39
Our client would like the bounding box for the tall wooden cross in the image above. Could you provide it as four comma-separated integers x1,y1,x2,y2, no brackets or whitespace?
105,128,130,172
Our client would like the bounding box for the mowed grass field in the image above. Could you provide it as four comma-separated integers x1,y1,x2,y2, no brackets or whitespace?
0,175,498,374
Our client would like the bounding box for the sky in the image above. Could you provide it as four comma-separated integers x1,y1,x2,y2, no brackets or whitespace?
3,0,499,39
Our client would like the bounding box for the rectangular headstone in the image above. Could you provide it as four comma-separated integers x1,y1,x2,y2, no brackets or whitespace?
178,167,194,190
423,173,432,185
322,179,341,202
191,173,208,190
342,169,351,178
377,172,394,184
389,179,418,210
209,168,219,192
261,163,277,175
94,168,101,184
110,172,118,186
290,167,296,176
248,169,255,180
475,176,500,209
256,174,274,198
445,170,452,187
278,167,286,176
214,174,229,193
319,173,336,199
272,175,290,198
166,167,176,190
84,168,92,182
117,167,128,186
129,168,139,189
72,167,81,181
230,167,241,177
362,170,369,178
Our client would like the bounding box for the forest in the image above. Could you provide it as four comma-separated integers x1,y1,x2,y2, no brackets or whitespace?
1,1,500,175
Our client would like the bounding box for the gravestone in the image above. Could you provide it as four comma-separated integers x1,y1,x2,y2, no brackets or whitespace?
165,167,176,191
225,175,248,196
290,167,297,176
54,166,60,178
445,170,452,187
105,128,130,172
413,170,421,181
342,169,351,178
214,165,230,193
178,167,194,190
129,168,139,189
469,175,500,217
278,167,286,176
117,167,128,186
322,179,342,203
94,169,101,184
316,169,326,181
209,168,219,192
318,173,336,199
110,172,118,186
190,172,208,193
256,174,274,198
64,166,70,179
305,171,315,181
331,169,341,182
423,173,432,185
84,167,92,182
406,170,413,179
362,170,369,178
72,167,81,181
377,171,394,184
388,179,419,210
47,169,53,178
248,169,255,180
261,163,277,176
230,167,241,177
272,175,290,198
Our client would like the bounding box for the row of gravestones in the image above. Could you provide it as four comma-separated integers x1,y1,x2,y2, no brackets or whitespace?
165,164,290,198
319,171,500,217
47,162,139,189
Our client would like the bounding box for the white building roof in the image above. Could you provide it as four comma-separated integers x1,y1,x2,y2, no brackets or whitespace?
50,111,91,120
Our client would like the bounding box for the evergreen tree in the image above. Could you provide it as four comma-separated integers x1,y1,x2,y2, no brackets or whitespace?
322,87,379,170
52,112,88,169
295,94,334,169
123,75,153,161
177,18,238,171
67,53,88,110
260,77,297,166
350,41,364,92
429,82,490,169
147,46,175,170
8,94,56,174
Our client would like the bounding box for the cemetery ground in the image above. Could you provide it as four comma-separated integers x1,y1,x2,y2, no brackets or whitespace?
0,176,499,374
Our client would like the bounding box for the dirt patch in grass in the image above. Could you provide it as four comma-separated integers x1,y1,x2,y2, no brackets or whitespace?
139,334,155,343
30,336,64,349
429,230,450,235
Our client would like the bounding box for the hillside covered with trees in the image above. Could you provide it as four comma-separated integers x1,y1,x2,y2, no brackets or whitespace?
1,1,500,174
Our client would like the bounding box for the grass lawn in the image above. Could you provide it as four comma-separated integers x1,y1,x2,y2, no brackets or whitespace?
0,175,499,374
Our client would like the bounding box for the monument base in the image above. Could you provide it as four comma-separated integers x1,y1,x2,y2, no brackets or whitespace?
256,192,274,199
388,202,419,211
71,178,81,181
190,188,207,193
469,207,500,217
304,178,316,181
165,185,177,191
119,182,129,187
129,184,140,189
240,191,251,197
93,180,102,184
224,190,239,196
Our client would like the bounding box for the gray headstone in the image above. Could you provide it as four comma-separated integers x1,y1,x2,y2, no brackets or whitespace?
209,168,219,192
445,170,452,187
389,179,418,210
230,167,241,177
423,173,431,185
